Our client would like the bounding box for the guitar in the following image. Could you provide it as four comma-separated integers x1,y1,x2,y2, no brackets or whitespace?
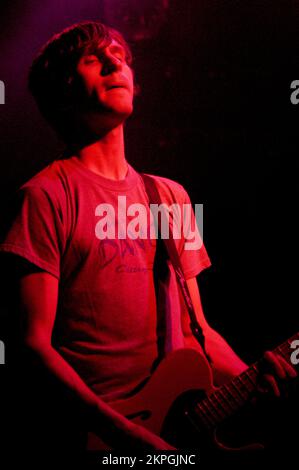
87,332,299,452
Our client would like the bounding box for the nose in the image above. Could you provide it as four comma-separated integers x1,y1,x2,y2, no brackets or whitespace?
100,49,122,76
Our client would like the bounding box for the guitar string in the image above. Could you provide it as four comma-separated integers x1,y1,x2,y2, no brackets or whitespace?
184,333,299,432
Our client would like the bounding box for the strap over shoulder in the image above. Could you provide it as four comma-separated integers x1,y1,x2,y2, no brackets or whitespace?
140,173,211,363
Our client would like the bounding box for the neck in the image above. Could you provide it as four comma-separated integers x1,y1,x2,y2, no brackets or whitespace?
75,124,128,180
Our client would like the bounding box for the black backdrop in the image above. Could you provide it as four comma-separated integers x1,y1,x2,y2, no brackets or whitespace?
0,0,298,463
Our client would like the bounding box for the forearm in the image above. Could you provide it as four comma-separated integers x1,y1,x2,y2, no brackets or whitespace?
204,327,248,386
25,340,132,444
185,277,247,383
18,271,173,450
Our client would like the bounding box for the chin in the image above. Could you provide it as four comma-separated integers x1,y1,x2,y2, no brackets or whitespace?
109,99,133,116
110,104,133,123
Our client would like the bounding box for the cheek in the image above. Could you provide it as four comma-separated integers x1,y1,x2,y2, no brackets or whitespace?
122,64,134,90
128,70,135,92
76,68,101,96
82,76,99,95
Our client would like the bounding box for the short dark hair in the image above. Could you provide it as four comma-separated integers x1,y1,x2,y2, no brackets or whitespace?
28,21,132,143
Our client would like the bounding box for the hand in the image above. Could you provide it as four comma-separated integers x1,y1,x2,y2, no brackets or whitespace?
257,351,297,397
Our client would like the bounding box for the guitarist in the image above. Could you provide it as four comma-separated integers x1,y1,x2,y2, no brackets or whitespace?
0,21,296,461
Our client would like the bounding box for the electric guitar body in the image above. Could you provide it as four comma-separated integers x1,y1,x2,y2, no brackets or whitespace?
87,348,267,455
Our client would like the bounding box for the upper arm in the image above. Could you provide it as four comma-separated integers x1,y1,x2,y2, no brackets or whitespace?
19,269,59,348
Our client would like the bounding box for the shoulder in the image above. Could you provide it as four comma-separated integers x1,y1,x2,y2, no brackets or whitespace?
19,159,71,203
141,173,191,204
146,174,188,198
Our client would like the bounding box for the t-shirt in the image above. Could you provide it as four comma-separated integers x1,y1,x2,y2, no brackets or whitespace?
0,156,211,402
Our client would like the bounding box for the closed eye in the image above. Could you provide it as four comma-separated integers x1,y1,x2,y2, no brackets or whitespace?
114,53,125,61
109,45,126,63
84,55,100,65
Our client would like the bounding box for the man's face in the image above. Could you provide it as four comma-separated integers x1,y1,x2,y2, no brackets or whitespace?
76,39,134,122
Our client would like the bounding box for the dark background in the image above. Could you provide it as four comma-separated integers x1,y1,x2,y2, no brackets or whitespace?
0,0,298,464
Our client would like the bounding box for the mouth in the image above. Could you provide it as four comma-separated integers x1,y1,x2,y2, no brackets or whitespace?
106,82,129,91
108,86,126,91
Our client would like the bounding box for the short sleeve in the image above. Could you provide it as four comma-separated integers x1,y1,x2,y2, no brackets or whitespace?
0,185,66,279
176,188,211,279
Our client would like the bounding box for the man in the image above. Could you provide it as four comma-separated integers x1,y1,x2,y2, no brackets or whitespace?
0,21,296,456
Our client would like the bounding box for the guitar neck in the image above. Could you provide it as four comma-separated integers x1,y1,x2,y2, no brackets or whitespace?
195,332,299,430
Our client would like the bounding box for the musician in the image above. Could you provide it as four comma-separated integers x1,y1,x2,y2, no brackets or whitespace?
0,21,296,458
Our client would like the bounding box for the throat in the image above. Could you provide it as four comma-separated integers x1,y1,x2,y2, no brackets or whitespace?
75,126,128,180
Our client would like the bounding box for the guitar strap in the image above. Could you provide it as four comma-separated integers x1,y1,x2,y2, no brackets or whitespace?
141,173,212,364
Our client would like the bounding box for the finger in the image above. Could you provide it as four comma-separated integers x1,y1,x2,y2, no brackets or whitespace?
263,373,280,397
263,351,287,380
275,354,297,378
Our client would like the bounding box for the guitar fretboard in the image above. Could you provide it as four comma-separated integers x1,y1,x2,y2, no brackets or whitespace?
194,332,299,430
